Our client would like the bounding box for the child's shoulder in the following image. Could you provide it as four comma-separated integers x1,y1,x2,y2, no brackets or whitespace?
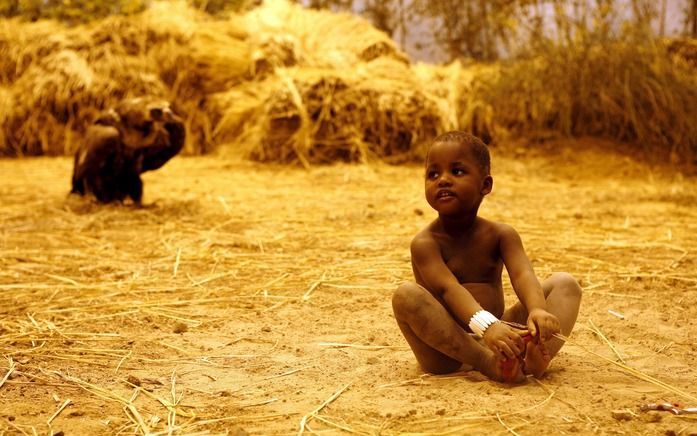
410,221,437,244
477,217,515,233
476,218,522,246
409,226,443,266
410,218,520,245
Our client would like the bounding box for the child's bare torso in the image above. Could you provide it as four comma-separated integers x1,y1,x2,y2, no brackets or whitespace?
412,217,506,323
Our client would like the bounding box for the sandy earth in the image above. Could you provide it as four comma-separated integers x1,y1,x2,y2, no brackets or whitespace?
1,139,697,435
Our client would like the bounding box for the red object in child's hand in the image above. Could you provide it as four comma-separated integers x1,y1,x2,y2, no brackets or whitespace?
500,333,534,382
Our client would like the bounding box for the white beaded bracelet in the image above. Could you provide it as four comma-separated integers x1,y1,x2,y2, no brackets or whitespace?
468,310,499,338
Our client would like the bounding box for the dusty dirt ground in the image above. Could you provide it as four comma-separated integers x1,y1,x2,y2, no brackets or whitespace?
1,139,697,435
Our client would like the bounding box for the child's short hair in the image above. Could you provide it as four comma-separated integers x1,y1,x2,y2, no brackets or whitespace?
431,131,491,175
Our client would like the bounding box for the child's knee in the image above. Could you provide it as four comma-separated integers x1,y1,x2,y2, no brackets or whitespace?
549,272,582,300
392,282,427,315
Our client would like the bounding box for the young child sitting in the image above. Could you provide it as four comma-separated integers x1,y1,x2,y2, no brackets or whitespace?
392,131,582,382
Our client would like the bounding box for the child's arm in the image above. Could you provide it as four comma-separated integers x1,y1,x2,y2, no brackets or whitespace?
499,224,560,341
411,235,525,359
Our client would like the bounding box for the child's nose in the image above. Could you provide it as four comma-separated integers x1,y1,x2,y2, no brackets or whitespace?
438,174,452,185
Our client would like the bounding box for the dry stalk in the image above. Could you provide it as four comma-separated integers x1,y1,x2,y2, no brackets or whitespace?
302,271,328,301
585,290,642,299
115,350,133,374
561,332,697,402
240,398,279,408
607,309,625,319
143,308,201,326
496,413,521,436
56,371,131,404
190,271,237,287
262,368,303,380
531,379,597,428
400,392,555,434
44,273,81,287
311,414,365,434
3,419,31,436
124,402,151,435
298,381,352,435
378,374,432,389
126,377,196,419
167,369,178,434
173,247,182,278
586,319,626,363
0,357,16,390
47,399,71,425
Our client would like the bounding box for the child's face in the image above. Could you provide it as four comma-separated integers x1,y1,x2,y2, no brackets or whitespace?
424,141,492,217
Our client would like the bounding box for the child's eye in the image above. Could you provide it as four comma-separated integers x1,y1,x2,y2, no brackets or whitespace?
452,168,465,175
427,170,439,179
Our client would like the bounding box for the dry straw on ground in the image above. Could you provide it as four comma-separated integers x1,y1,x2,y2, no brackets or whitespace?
1,142,697,434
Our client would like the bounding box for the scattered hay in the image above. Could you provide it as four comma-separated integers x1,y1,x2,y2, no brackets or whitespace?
2,153,697,433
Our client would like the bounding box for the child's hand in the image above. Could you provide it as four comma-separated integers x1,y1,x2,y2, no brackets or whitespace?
482,322,527,359
527,309,560,342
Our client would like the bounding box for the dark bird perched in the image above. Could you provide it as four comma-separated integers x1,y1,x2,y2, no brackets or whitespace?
71,98,186,205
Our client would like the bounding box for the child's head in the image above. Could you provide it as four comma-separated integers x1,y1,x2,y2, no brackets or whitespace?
428,131,490,175
424,131,492,217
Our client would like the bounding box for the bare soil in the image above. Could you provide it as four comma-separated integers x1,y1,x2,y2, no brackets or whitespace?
1,139,697,435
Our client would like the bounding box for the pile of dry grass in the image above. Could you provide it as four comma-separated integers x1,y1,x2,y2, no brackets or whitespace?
210,0,445,164
663,37,697,70
490,35,697,163
1,0,445,163
8,0,692,164
244,0,408,72
211,59,447,165
414,33,697,164
413,61,499,145
0,1,251,156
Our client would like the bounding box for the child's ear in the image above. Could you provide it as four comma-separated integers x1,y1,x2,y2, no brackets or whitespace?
481,175,493,195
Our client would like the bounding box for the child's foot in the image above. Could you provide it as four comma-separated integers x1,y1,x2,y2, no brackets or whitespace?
500,356,526,383
478,350,525,383
522,340,551,378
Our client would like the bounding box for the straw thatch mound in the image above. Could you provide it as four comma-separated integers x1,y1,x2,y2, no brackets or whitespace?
204,0,443,165
211,59,447,165
414,61,499,144
244,0,408,72
1,0,440,163
2,1,696,164
0,1,250,156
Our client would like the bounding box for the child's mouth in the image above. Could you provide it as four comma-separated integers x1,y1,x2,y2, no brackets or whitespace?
437,190,455,199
